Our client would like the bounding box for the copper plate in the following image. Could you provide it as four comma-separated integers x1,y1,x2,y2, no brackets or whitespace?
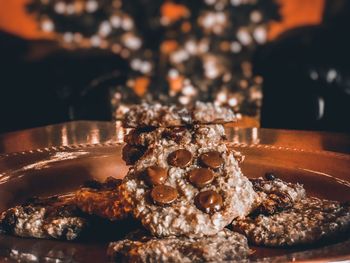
0,142,349,262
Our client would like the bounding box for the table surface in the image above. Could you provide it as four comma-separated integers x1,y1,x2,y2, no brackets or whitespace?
0,121,349,155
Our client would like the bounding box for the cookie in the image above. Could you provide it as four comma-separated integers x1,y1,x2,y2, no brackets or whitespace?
250,174,306,216
119,140,256,237
81,176,122,190
0,195,87,240
192,101,236,124
0,177,131,241
122,125,227,165
123,102,235,128
124,126,191,147
124,125,226,147
107,229,250,262
75,177,132,220
122,144,148,165
232,197,350,247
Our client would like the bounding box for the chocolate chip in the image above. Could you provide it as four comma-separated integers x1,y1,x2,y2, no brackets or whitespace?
188,168,215,188
83,177,121,190
144,166,168,186
162,127,187,143
82,179,102,190
199,151,224,169
122,144,146,165
265,173,277,181
195,190,223,214
104,177,122,189
2,212,17,230
167,149,192,167
151,185,178,205
136,126,157,133
127,127,156,144
23,206,36,214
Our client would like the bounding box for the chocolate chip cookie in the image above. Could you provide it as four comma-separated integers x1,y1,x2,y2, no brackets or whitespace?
250,174,306,216
119,141,256,237
124,125,226,147
123,102,236,128
107,229,250,262
0,177,131,240
75,177,132,220
0,195,88,240
232,197,350,247
122,124,227,165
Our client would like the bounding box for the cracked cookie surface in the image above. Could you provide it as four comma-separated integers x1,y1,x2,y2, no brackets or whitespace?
123,102,236,128
74,177,132,220
107,228,250,263
122,124,227,165
119,140,256,238
0,195,87,240
250,174,306,216
124,125,226,147
232,197,350,247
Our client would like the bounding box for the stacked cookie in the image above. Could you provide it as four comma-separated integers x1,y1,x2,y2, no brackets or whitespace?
110,102,350,261
120,102,256,236
108,102,256,261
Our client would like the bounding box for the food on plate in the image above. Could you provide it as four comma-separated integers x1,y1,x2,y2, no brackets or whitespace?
123,102,236,128
0,102,349,262
74,177,132,220
124,125,226,147
119,140,255,237
108,228,250,263
0,194,87,240
232,197,350,246
250,173,306,216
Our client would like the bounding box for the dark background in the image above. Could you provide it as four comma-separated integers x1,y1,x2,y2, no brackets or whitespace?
0,0,349,133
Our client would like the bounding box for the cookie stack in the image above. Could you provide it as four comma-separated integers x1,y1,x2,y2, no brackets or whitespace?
111,102,256,261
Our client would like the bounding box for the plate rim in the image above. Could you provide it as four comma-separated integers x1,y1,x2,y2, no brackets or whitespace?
0,141,349,262
1,141,349,160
